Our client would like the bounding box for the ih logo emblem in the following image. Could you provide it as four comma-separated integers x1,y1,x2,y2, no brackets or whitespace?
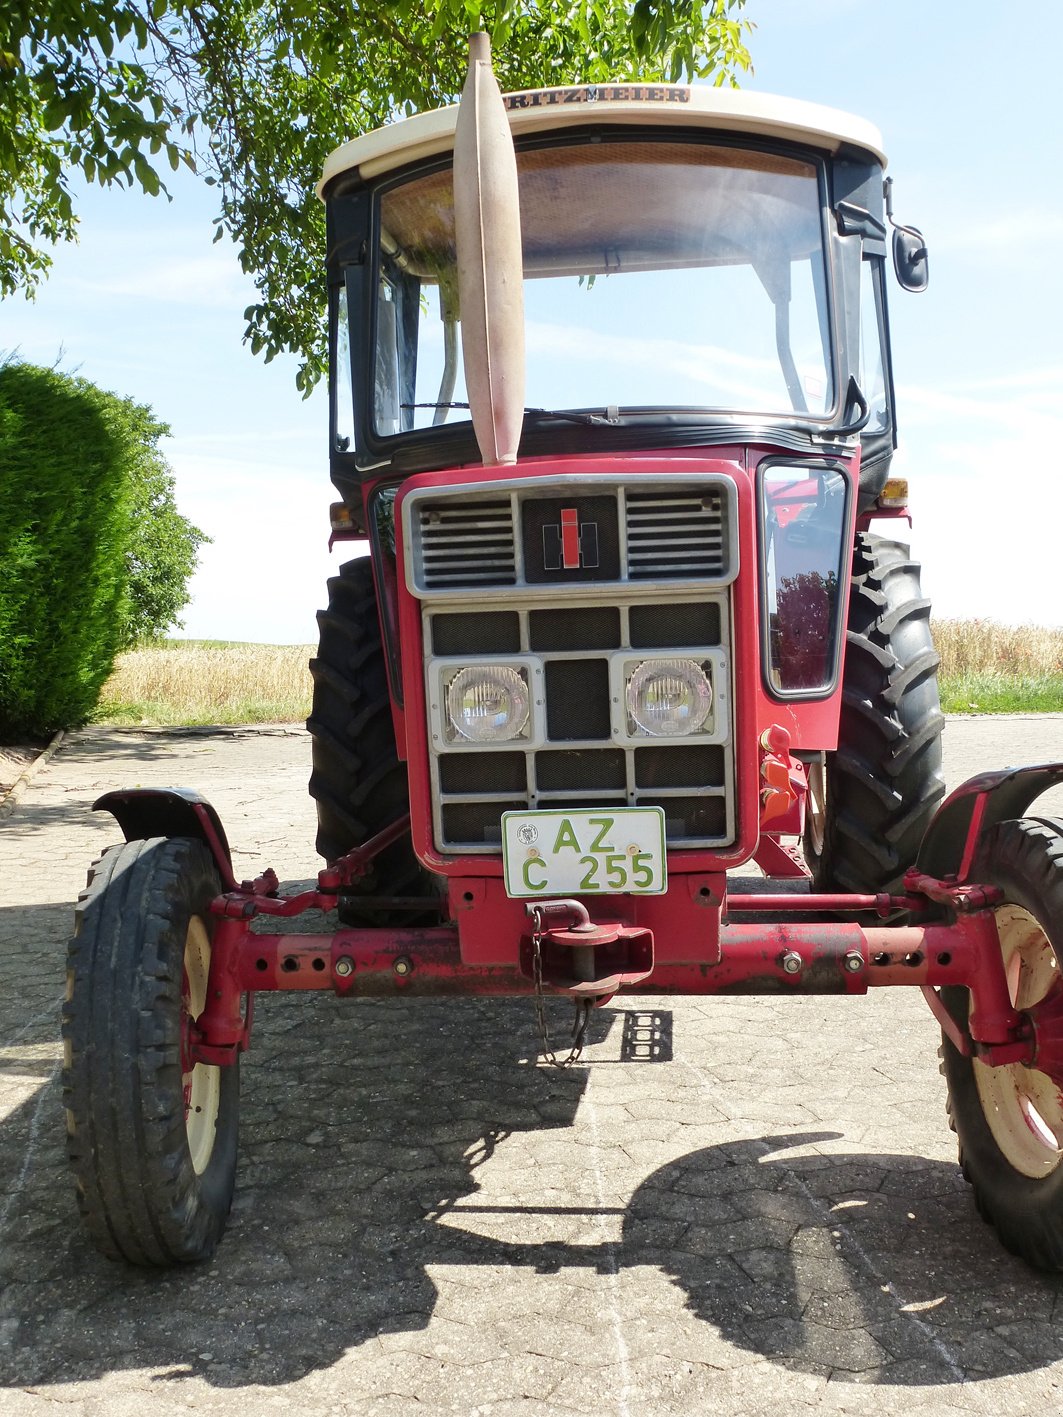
543,507,599,571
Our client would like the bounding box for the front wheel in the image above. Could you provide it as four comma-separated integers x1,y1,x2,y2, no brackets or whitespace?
939,817,1063,1269
62,836,239,1265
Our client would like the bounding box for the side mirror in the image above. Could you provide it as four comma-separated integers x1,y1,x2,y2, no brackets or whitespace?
893,225,929,292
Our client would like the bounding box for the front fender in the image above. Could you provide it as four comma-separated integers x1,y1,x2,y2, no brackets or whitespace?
93,788,236,889
916,762,1063,880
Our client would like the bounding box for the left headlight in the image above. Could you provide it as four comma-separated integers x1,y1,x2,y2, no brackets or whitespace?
626,658,713,737
446,665,530,743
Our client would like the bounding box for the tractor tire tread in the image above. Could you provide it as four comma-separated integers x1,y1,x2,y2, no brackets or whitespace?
307,557,439,923
938,819,1063,1270
62,837,238,1267
807,533,945,894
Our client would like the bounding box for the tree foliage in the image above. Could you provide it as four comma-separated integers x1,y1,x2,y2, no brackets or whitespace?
1,2,751,393
0,360,206,736
109,396,209,649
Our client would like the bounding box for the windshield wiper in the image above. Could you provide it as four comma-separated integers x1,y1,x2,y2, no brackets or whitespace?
524,405,621,427
402,402,621,427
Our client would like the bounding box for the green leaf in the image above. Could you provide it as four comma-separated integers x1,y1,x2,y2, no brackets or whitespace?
0,0,751,390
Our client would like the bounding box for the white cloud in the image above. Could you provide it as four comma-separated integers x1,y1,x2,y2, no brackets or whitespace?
895,423,1061,627
897,371,1063,444
527,319,797,410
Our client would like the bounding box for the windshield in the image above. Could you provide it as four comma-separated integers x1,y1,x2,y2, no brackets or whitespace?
374,138,834,436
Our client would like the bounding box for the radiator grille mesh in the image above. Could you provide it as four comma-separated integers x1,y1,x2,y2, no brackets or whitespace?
426,599,733,851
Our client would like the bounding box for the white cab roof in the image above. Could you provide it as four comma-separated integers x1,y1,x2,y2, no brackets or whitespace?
319,83,886,195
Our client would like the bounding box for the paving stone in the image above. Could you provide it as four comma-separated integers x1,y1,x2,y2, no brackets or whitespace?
3,720,1063,1413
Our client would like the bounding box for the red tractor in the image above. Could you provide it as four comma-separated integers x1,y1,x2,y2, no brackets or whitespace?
65,38,1063,1270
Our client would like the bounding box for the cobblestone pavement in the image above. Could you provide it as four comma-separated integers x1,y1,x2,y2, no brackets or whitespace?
2,718,1063,1416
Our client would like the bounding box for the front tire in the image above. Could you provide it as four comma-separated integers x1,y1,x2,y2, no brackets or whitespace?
806,533,945,893
62,837,239,1266
939,818,1063,1269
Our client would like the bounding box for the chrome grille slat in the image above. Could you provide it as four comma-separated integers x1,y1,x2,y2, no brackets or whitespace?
625,490,726,578
410,477,733,593
419,502,517,588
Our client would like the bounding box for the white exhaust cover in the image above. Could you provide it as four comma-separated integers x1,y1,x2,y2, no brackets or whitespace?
453,32,525,467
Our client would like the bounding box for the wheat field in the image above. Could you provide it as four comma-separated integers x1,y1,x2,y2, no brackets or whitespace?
93,619,1063,726
932,619,1063,713
932,620,1063,676
95,641,317,726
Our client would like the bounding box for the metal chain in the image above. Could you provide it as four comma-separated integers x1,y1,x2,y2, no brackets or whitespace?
530,906,592,1068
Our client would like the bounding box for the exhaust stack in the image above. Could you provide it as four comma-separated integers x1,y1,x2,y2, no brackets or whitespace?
453,32,525,467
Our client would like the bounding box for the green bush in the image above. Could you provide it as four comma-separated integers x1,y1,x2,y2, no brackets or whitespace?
0,361,205,737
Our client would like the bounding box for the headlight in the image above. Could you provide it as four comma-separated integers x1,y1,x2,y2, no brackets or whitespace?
626,658,713,737
446,665,530,743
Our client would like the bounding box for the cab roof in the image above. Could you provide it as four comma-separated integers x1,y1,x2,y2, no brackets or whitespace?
319,83,887,196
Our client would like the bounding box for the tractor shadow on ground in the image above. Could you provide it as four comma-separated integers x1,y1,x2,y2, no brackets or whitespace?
1,971,1062,1393
0,799,128,842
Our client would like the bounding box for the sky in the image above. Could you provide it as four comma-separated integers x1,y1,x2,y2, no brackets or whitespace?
3,0,1061,642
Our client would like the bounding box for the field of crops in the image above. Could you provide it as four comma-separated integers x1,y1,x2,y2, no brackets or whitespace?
95,641,315,727
932,619,1063,713
94,619,1063,726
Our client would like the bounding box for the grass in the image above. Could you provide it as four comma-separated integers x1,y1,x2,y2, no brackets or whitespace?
90,619,1063,728
933,619,1063,714
937,674,1063,715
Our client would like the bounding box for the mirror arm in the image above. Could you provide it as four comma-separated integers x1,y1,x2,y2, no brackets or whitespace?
884,176,928,251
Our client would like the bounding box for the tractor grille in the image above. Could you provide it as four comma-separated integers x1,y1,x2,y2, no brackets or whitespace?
411,478,735,595
408,474,738,856
425,598,734,852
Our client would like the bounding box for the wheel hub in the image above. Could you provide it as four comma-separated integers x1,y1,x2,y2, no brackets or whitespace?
181,916,221,1175
975,905,1063,1178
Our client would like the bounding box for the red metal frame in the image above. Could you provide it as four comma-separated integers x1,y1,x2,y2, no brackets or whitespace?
389,447,850,886
187,815,1060,1092
225,454,1062,1096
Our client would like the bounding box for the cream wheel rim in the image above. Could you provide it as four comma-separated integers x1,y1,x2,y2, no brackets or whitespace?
975,905,1063,1179
182,916,221,1175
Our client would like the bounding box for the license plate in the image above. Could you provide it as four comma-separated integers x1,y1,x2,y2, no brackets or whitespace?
501,807,667,898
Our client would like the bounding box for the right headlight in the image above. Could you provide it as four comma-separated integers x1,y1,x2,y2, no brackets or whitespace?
625,658,713,738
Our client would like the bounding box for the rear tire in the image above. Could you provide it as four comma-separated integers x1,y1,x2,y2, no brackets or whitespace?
307,556,439,924
939,818,1063,1269
62,837,239,1266
806,533,945,893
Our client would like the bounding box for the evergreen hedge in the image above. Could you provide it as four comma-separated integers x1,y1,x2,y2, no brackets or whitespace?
0,362,134,736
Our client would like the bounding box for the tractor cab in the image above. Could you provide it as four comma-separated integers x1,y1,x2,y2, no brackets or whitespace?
322,83,899,503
